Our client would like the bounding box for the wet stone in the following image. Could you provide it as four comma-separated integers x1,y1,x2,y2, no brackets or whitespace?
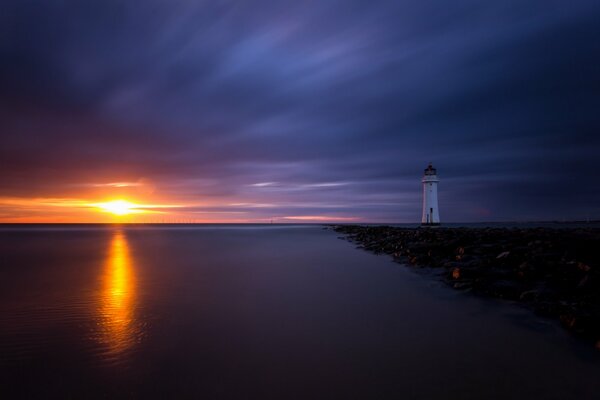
332,224,600,347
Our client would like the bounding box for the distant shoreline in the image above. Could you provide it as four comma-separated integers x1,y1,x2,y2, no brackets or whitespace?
333,224,600,348
0,220,598,227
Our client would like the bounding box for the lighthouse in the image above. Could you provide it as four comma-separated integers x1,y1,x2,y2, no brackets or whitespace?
421,163,440,226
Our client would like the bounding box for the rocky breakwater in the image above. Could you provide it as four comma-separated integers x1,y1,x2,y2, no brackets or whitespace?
333,225,600,346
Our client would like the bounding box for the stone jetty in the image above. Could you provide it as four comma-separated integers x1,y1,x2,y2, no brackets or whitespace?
333,225,600,346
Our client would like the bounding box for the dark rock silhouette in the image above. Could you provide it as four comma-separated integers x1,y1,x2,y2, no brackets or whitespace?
333,225,600,346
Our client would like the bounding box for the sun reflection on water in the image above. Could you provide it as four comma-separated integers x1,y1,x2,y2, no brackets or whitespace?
97,230,141,360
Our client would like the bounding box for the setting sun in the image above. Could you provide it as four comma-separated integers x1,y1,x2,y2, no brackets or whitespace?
96,200,138,216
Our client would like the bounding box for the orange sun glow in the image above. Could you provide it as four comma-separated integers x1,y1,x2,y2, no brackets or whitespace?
95,200,140,216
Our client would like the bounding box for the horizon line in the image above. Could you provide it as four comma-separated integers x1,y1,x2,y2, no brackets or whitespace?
0,220,598,225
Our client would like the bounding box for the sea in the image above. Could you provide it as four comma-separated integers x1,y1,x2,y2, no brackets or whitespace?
1,224,599,399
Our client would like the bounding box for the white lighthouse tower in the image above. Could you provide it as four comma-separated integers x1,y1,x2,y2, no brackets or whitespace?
421,163,440,226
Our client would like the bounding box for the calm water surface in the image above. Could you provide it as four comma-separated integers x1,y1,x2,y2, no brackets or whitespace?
1,225,599,399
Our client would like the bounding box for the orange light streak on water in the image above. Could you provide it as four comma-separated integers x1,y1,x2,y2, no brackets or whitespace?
98,230,140,362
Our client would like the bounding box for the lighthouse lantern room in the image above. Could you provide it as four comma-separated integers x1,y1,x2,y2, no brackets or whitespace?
421,163,440,226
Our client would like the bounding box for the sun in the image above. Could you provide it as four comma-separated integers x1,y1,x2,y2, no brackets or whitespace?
97,200,138,216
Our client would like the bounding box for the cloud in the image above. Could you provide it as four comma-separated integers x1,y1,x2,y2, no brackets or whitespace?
248,182,278,187
1,0,599,221
281,215,360,222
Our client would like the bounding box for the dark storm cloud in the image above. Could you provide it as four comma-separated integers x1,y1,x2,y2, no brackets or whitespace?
1,0,599,221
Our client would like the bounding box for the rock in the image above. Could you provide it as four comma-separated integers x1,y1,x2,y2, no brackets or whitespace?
451,267,461,279
442,261,462,269
476,279,526,300
334,224,600,347
519,290,539,301
560,314,577,329
518,262,530,270
458,255,475,263
453,282,472,290
577,275,590,289
578,262,591,272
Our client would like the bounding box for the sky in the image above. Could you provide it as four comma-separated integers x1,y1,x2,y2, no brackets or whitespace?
1,0,599,223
